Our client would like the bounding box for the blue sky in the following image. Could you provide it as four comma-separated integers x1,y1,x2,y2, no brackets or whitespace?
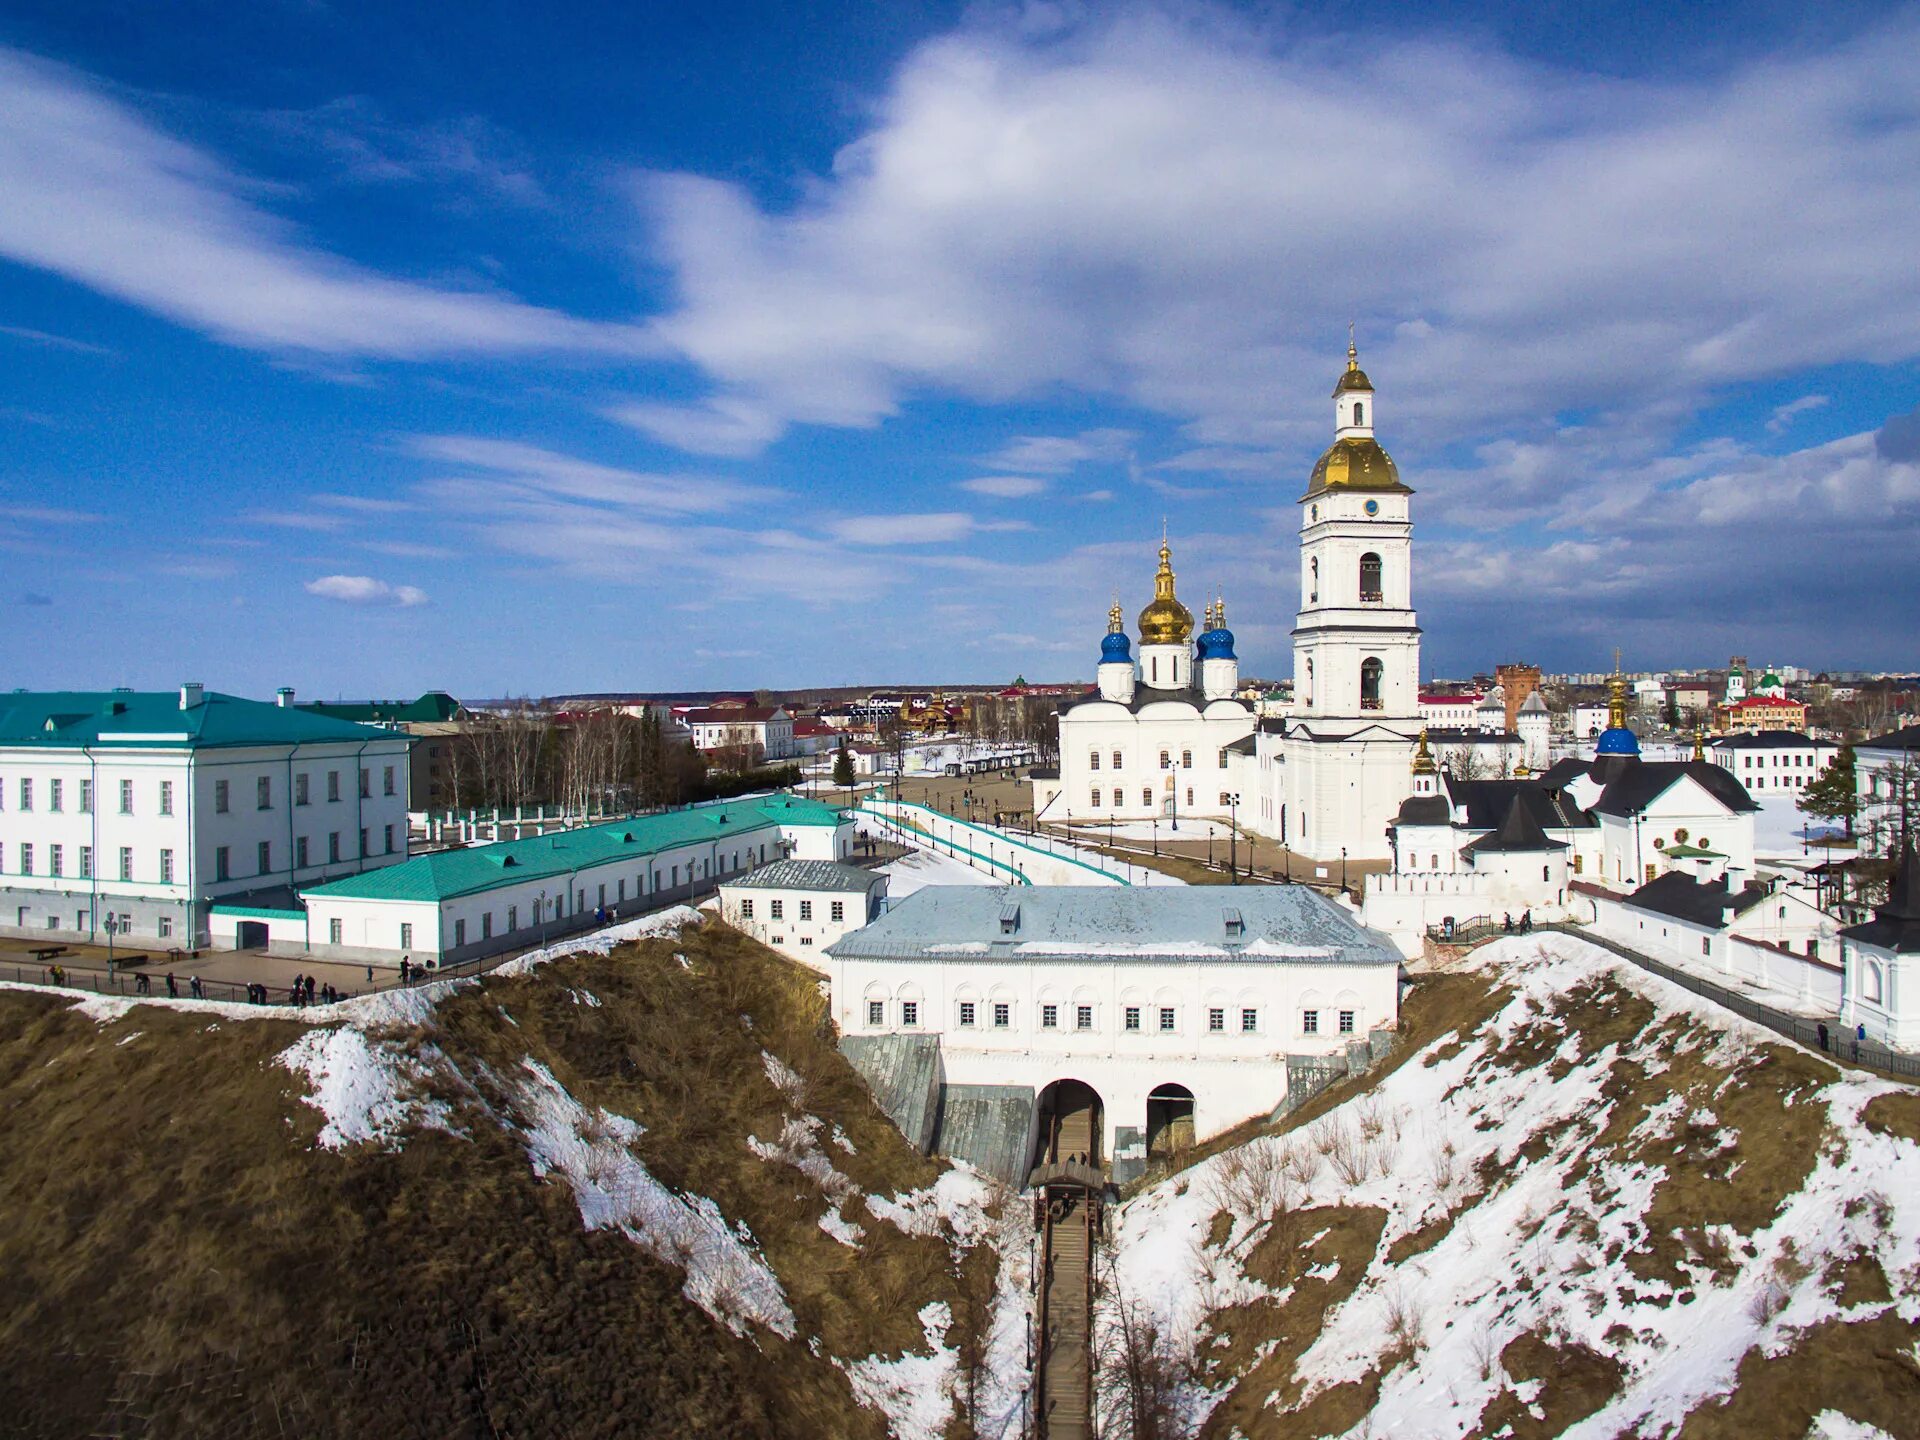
3,0,1917,699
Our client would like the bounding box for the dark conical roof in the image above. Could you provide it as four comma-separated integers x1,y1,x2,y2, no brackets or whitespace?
1842,839,1920,954
1462,794,1567,855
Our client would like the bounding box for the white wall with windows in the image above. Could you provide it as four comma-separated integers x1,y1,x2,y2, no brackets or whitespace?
0,735,409,948
717,867,885,968
825,951,1396,1155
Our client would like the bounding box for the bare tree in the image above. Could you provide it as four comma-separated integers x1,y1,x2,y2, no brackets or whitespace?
1093,1258,1199,1440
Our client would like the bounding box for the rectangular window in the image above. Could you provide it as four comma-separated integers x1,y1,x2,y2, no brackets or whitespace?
329,918,343,945
258,841,271,875
1124,1005,1141,1031
868,1000,884,1026
48,844,62,877
158,780,172,815
119,846,133,882
79,779,92,813
359,769,370,799
401,922,414,949
799,900,813,921
257,775,271,810
1159,1006,1176,1032
329,832,341,863
960,1001,976,1027
1703,936,1712,956
1241,1008,1258,1033
1181,750,1192,769
79,846,92,879
328,770,341,803
830,900,845,922
1091,787,1102,808
1159,749,1171,770
1208,1006,1224,1032
160,849,174,884
771,899,784,920
993,1002,1010,1028
1089,750,1100,770
1303,1009,1319,1035
741,898,754,919
359,828,368,858
901,1001,918,1027
384,823,394,854
1338,1010,1356,1035
1077,1005,1094,1031
119,778,133,813
18,778,30,811
214,779,229,813
1218,749,1228,767
1141,788,1152,806
296,836,309,868
158,915,173,939
1042,1003,1058,1029
215,846,229,881
508,905,519,931
1111,751,1122,769
19,844,31,875
295,773,310,806
455,918,467,947
50,779,63,812
482,912,493,939
383,765,395,796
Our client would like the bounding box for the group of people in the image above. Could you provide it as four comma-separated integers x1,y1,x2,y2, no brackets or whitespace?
1501,911,1534,934
128,970,199,999
283,973,343,1006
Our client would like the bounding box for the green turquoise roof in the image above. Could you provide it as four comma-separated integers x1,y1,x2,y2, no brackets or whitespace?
300,691,464,724
0,690,404,749
303,793,846,904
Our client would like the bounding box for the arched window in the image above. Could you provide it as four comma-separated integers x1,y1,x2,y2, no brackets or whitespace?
1309,556,1319,604
1864,960,1885,1004
1353,402,1364,427
1359,552,1382,602
1361,656,1384,710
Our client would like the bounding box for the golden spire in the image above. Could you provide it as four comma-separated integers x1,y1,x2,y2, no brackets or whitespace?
1692,725,1706,762
1137,531,1194,645
1412,728,1437,775
1107,595,1124,634
1607,649,1630,732
1215,594,1227,628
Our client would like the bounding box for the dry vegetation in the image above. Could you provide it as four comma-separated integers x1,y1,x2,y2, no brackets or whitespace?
0,920,999,1439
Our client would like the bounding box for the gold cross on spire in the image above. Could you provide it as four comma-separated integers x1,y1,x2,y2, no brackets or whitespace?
1347,319,1358,370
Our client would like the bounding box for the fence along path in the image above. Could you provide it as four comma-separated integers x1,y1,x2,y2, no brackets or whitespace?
1444,922,1920,1082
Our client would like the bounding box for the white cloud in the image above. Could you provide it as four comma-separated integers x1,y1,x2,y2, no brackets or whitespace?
831,512,977,545
404,434,777,512
0,47,646,359
1765,393,1830,434
304,575,429,606
960,474,1049,498
632,8,1920,462
605,395,789,458
980,429,1136,474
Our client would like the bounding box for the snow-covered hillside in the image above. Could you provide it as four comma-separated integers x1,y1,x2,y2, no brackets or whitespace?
1107,933,1920,1438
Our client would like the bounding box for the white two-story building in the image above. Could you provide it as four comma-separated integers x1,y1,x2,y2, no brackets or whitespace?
0,686,411,950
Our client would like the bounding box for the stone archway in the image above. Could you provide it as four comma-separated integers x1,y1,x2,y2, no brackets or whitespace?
1033,1078,1104,1171
1146,1082,1196,1160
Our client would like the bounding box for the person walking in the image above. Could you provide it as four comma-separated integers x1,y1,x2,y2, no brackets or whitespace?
135,971,150,996
1855,1022,1866,1061
1520,910,1532,934
365,964,374,983
400,956,411,985
304,975,316,1005
190,975,203,1000
1817,1021,1830,1053
1502,913,1513,933
165,972,178,998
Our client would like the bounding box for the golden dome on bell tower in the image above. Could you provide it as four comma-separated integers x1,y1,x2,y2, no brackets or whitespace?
1136,535,1194,646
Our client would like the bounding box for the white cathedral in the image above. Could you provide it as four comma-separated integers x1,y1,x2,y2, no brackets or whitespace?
1036,341,1496,864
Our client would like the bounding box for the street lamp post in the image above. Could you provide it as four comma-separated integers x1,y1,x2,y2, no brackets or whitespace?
104,911,117,973
1228,794,1240,884
537,888,549,949
1341,847,1348,896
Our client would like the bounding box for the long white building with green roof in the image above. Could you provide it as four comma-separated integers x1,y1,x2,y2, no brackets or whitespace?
0,684,412,949
296,793,851,966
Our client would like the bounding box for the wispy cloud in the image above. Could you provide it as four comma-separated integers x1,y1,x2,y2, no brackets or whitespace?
246,510,346,531
831,512,977,545
0,503,104,524
0,47,648,359
0,323,113,356
960,474,1049,498
1766,393,1830,434
404,434,778,512
304,574,429,606
980,429,1136,474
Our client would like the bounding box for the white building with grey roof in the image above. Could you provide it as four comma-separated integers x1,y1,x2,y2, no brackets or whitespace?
825,884,1401,1184
717,859,887,966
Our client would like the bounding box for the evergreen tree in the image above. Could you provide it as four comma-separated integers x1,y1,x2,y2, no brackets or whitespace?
831,734,855,791
1798,742,1860,839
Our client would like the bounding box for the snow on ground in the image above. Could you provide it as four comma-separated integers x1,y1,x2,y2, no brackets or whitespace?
879,846,1005,897
1071,818,1235,841
492,904,701,977
514,1056,796,1340
1753,792,1851,859
1107,931,1920,1437
277,1027,454,1151
837,1301,959,1440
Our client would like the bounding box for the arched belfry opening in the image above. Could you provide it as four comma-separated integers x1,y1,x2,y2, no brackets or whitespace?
1033,1079,1104,1172
1359,551,1382,603
1146,1083,1196,1161
1361,656,1384,710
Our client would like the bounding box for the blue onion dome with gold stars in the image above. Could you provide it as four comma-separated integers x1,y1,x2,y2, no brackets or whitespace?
1195,597,1237,660
1100,599,1132,664
1595,659,1641,757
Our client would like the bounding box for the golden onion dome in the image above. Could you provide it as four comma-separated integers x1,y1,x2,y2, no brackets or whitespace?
1136,538,1194,646
1305,437,1408,497
1333,335,1374,395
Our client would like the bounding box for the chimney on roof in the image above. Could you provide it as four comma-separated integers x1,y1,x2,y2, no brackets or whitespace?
179,682,204,711
276,687,295,708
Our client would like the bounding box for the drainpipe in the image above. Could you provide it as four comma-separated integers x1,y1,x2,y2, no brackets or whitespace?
83,746,100,939
353,740,370,873
286,743,303,902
